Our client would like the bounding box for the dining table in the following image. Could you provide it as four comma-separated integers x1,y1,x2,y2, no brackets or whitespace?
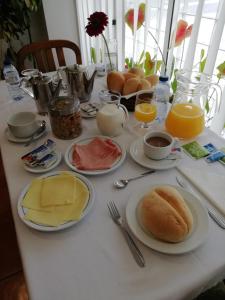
1,74,225,300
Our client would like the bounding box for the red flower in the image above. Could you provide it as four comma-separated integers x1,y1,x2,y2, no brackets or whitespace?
85,12,108,37
125,3,145,33
175,20,193,47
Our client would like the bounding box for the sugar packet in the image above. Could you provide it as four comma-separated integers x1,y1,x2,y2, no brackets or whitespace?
182,141,209,159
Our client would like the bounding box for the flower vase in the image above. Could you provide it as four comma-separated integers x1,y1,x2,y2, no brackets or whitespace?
104,38,118,72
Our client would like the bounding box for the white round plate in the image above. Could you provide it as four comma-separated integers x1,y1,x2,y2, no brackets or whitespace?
126,184,209,255
23,150,62,173
5,121,46,143
64,136,126,176
17,171,95,232
130,138,179,170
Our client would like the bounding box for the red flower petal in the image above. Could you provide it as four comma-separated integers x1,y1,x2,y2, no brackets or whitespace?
175,20,188,47
86,11,108,37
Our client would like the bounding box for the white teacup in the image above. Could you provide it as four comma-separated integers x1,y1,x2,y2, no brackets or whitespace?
96,103,129,137
143,131,174,160
7,112,39,138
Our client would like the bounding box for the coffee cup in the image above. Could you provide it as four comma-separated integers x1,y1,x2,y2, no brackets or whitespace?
7,112,39,138
143,131,174,160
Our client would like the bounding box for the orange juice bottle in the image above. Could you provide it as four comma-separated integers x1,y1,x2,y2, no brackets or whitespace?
134,103,157,123
165,103,204,139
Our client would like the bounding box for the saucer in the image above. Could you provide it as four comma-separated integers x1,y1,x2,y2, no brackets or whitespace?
5,121,46,143
129,138,181,170
23,150,62,174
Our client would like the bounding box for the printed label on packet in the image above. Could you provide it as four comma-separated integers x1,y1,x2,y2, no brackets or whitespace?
182,141,209,159
205,151,225,163
203,143,217,153
219,147,225,165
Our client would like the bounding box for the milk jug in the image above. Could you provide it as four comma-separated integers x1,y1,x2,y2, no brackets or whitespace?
96,103,129,136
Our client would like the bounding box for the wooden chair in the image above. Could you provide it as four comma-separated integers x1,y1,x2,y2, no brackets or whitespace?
17,39,82,73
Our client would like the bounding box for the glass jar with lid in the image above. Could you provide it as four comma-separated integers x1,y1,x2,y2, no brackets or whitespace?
48,96,82,139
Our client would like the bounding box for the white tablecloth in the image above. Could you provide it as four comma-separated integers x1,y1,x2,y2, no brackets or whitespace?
1,77,225,300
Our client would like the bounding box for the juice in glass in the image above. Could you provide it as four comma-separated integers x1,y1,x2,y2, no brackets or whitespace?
134,103,157,123
165,103,204,139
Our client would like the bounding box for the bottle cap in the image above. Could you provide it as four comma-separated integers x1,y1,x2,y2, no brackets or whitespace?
4,56,12,66
159,75,169,82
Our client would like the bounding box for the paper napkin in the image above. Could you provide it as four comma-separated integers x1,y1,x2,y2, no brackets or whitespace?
177,166,225,217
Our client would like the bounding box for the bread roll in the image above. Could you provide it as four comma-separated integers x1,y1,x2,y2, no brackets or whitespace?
128,67,145,78
138,185,193,243
122,77,140,95
145,75,159,87
137,78,152,91
107,71,125,93
123,72,138,81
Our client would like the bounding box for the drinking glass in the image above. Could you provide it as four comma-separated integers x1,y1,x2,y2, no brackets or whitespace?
133,90,156,135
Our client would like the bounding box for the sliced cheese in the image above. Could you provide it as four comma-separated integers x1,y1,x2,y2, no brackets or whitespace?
40,174,76,207
22,179,52,212
24,209,62,227
23,174,90,227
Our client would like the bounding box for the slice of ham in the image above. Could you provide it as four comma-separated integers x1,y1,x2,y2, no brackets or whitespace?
72,137,122,170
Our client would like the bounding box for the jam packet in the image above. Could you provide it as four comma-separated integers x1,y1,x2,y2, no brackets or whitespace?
182,141,209,159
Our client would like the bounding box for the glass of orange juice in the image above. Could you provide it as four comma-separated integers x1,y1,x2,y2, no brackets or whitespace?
134,90,156,134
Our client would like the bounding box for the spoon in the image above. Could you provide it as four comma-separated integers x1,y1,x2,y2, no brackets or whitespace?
24,120,46,147
114,169,155,189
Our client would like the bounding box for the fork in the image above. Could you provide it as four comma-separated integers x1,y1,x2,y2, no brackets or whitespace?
107,201,145,267
176,176,225,229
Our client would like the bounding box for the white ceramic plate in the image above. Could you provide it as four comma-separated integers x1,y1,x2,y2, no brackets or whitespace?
22,150,62,174
17,171,95,232
64,136,126,176
126,184,209,255
5,120,46,143
130,138,180,170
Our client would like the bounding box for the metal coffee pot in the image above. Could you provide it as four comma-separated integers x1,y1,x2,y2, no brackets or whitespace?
58,64,97,102
21,73,61,115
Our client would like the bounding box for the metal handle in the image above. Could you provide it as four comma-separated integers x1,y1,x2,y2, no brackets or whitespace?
128,170,155,182
121,226,145,267
208,209,225,229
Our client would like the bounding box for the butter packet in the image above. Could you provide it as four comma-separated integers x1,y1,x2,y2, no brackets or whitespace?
182,141,209,159
203,143,217,153
205,151,225,163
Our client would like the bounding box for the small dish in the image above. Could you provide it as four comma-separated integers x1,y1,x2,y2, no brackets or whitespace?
17,171,95,232
22,150,62,173
126,184,209,254
64,136,126,176
5,120,47,143
80,102,101,118
130,137,180,170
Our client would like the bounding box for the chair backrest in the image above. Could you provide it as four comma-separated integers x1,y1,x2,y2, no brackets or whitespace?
17,39,82,73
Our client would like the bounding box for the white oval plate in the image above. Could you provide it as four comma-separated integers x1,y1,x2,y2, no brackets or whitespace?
5,120,46,143
17,171,95,232
126,184,209,255
23,150,62,174
130,138,180,170
64,136,126,176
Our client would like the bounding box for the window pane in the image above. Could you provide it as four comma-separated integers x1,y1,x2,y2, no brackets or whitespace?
198,18,215,45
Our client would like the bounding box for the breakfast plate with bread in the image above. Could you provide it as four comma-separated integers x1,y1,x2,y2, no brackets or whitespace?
126,184,209,254
130,138,180,170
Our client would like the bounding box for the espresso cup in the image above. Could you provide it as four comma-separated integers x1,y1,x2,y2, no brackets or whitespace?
7,112,39,138
143,131,174,160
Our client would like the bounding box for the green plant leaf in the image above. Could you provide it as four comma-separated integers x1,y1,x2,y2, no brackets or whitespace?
200,49,205,60
205,99,210,113
90,47,97,64
137,50,145,65
217,61,225,77
199,58,206,73
171,69,178,94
